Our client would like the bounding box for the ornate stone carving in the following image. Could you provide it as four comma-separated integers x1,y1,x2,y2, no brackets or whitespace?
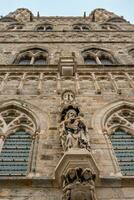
106,108,134,131
62,167,97,200
62,90,75,104
6,8,33,22
59,108,90,151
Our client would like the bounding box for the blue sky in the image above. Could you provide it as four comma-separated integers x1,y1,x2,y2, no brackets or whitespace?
0,0,134,23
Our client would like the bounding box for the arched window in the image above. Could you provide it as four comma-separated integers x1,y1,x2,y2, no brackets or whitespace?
36,24,53,31
0,105,37,176
101,23,119,30
84,56,96,64
82,48,116,65
107,17,127,23
0,129,32,176
73,24,90,31
110,129,134,176
14,48,48,65
104,107,134,176
7,23,23,30
128,49,134,59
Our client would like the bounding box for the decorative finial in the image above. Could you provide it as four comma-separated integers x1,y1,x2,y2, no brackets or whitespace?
37,11,40,18
84,11,86,18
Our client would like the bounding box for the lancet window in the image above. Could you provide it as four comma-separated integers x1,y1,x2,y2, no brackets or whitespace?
110,129,134,176
0,106,36,176
105,107,134,176
129,49,134,59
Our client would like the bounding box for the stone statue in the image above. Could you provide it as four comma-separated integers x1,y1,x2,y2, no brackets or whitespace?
62,168,97,200
59,109,90,151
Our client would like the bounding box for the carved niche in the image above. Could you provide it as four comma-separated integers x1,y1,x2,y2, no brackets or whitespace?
59,106,90,151
62,167,97,200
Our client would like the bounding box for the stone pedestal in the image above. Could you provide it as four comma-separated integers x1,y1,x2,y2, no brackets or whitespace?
55,148,99,186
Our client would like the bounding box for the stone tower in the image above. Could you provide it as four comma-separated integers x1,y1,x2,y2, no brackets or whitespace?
0,7,133,200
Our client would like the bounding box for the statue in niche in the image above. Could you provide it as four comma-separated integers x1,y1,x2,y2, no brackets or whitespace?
59,108,90,151
62,168,97,200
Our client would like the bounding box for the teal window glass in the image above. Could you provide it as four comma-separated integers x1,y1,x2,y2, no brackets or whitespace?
84,56,96,64
0,130,32,176
110,129,134,176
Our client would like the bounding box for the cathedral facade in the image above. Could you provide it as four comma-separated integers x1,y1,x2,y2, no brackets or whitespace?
0,8,133,200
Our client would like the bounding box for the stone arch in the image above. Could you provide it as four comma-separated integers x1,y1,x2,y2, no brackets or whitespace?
0,99,40,137
0,99,43,176
81,47,117,65
92,99,134,135
0,17,18,22
93,100,134,176
6,22,24,30
128,47,134,59
35,23,53,31
13,47,49,65
106,16,127,23
100,23,120,30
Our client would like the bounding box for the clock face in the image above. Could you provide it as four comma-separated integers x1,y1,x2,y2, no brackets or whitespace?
62,91,75,102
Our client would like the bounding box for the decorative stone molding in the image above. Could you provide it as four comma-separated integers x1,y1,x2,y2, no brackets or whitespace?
55,149,99,187
62,167,97,200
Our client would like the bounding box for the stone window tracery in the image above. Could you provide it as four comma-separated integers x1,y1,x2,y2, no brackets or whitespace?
105,108,134,131
101,23,119,30
73,24,90,31
104,107,134,176
82,48,116,65
0,106,37,176
7,23,23,30
36,24,53,31
129,49,134,59
14,48,48,65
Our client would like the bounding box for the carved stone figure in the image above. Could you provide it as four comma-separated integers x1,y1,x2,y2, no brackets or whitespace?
62,168,97,200
59,109,90,151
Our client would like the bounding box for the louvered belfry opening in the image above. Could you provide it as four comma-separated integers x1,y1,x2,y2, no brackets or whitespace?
110,129,134,176
0,129,32,176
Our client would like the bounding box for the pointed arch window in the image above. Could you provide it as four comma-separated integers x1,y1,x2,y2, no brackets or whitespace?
101,23,119,30
36,24,53,31
14,48,48,65
7,23,23,30
73,24,90,31
0,129,32,176
0,105,37,176
110,129,134,176
82,48,116,65
105,107,134,176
